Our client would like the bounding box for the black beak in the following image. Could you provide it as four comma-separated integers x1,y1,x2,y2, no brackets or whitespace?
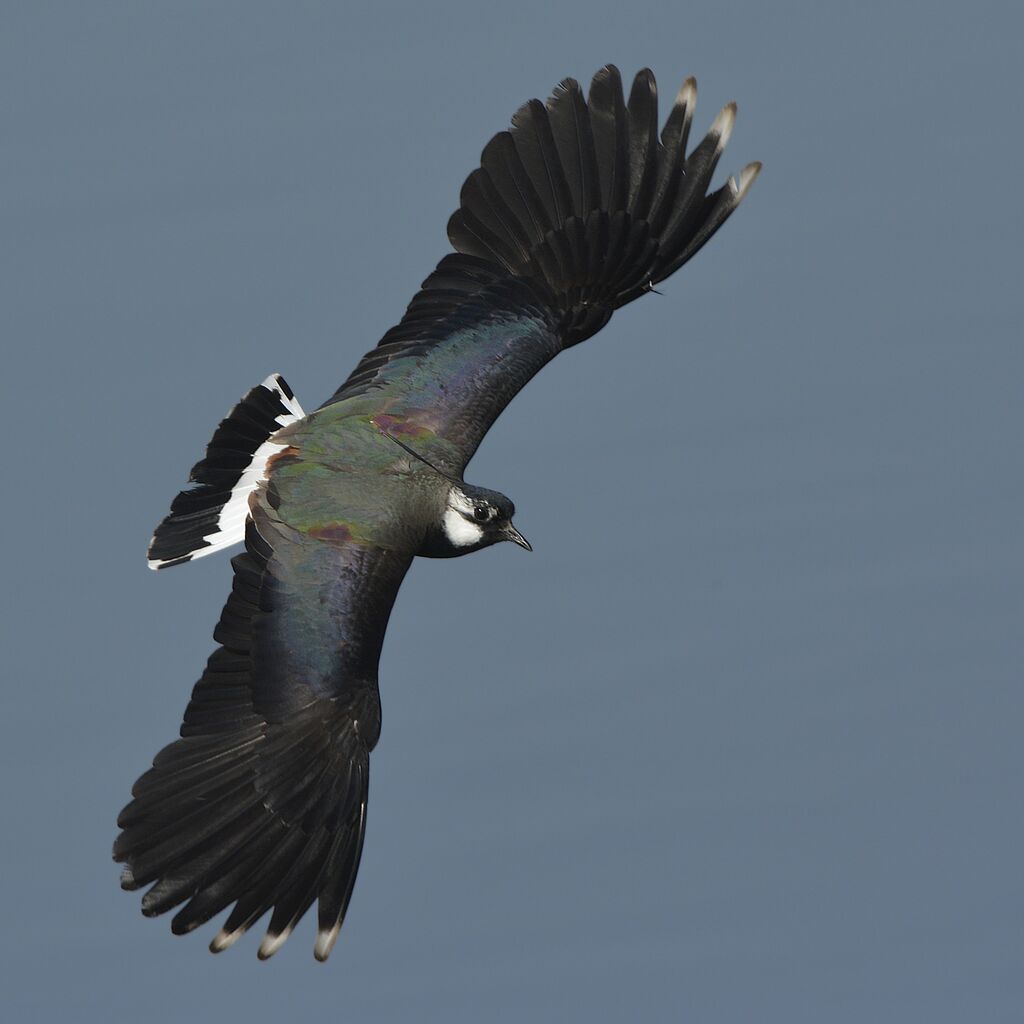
503,523,532,551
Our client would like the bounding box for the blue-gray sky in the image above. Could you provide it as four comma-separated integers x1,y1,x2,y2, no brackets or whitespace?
3,2,1022,1020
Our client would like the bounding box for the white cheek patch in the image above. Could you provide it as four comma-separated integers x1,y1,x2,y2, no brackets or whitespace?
442,506,484,547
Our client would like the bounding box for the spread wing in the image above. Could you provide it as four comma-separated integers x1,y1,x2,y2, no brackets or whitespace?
117,65,760,963
323,66,759,470
115,505,412,961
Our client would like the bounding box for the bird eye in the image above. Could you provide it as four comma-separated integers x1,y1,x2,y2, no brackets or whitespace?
473,506,490,523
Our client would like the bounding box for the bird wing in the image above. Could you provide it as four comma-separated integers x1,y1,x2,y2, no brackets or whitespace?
115,500,412,961
322,66,759,471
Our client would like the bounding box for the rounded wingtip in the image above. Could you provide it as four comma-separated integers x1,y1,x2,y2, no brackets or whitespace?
257,927,292,960
677,76,697,111
711,102,738,155
731,161,762,200
209,927,244,955
591,63,622,89
314,924,341,962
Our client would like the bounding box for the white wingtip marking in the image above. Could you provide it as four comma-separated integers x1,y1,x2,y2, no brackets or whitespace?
257,928,292,960
314,924,341,962
735,161,761,200
677,76,697,115
210,928,244,954
711,102,737,156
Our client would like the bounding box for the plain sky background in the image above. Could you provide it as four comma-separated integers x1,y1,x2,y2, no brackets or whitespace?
3,1,1021,1020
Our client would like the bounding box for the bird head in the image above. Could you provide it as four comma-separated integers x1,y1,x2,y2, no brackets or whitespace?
437,483,532,555
380,427,530,558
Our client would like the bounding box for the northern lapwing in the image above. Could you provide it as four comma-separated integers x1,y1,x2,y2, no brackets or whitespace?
115,66,760,961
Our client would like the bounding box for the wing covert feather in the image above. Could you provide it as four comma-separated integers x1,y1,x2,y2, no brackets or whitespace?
116,507,412,960
323,66,759,470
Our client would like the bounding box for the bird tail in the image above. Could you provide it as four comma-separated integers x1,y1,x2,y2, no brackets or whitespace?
147,374,305,569
447,65,760,346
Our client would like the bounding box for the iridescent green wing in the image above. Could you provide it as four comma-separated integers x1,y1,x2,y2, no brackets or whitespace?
116,504,412,961
323,66,759,470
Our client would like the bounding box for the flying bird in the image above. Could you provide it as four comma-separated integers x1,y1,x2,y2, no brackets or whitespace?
115,65,760,961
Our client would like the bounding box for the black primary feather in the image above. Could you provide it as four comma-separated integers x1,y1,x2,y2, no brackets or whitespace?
120,66,760,961
117,513,412,960
546,78,600,218
327,65,760,444
626,68,659,217
587,65,630,215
